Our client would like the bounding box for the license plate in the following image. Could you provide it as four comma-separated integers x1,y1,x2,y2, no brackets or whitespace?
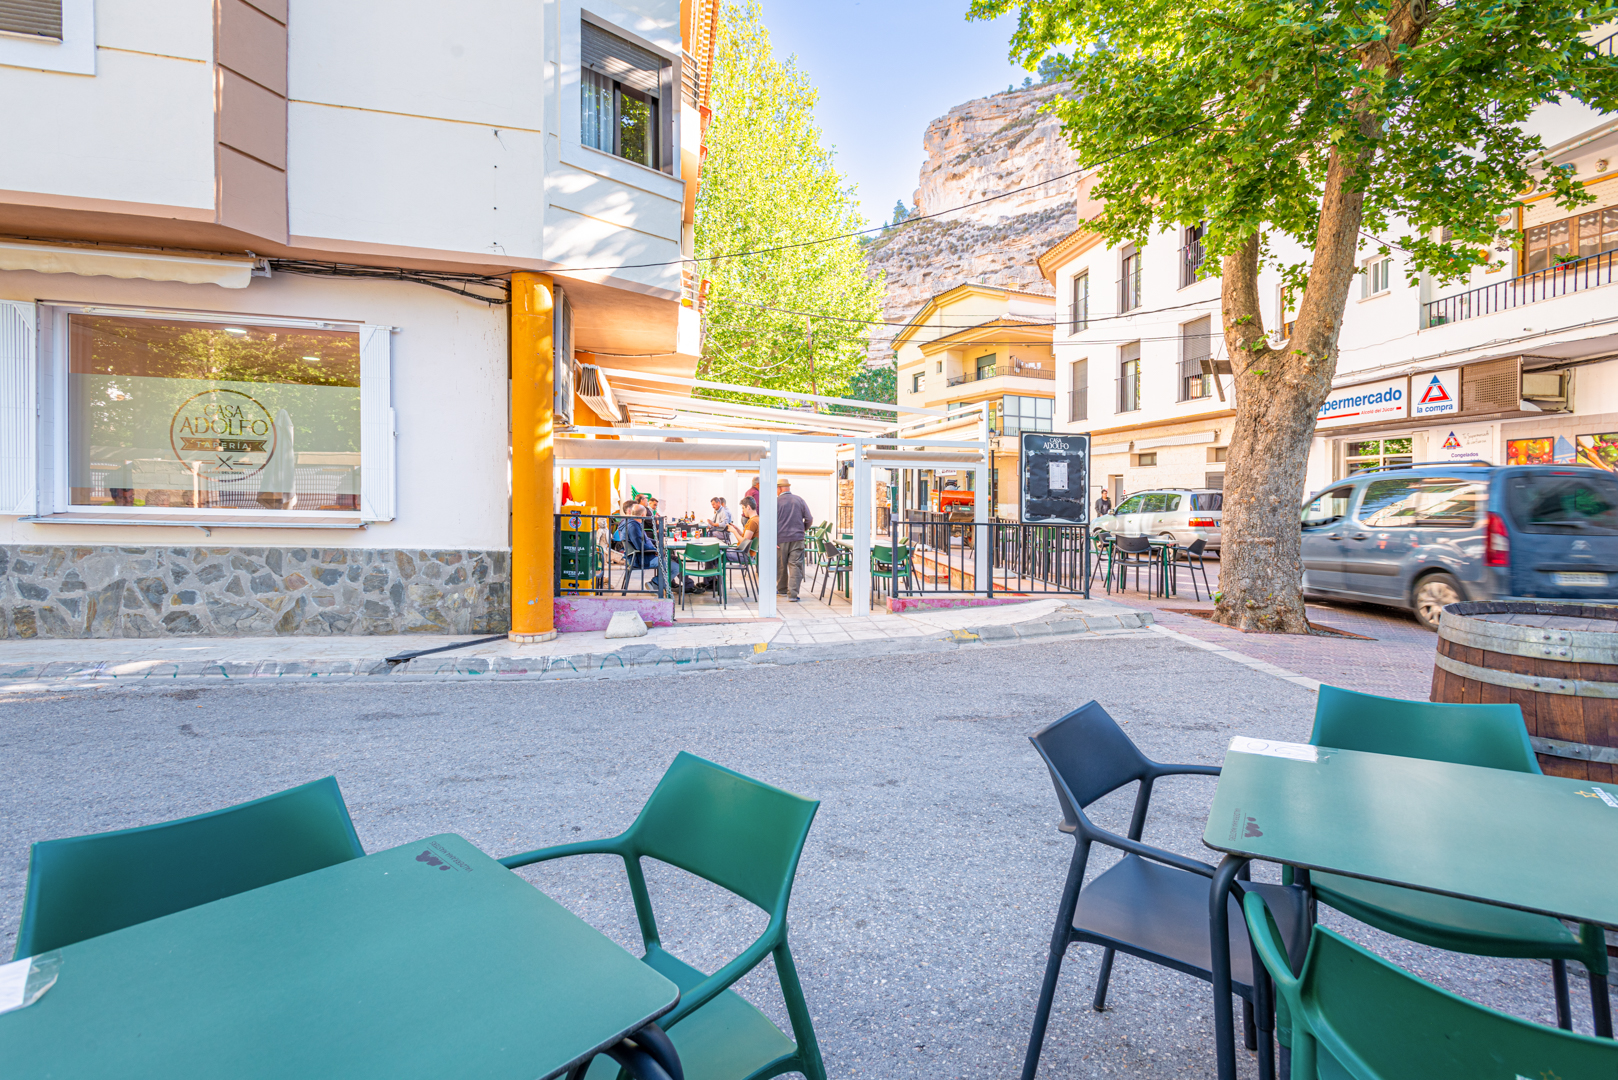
1554,572,1609,587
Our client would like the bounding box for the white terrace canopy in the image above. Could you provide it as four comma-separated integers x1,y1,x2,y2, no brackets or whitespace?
558,369,992,617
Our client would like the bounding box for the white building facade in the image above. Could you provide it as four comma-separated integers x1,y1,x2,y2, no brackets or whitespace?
1043,79,1618,509
0,0,713,637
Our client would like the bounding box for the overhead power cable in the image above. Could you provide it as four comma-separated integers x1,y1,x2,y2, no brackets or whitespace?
539,111,1222,276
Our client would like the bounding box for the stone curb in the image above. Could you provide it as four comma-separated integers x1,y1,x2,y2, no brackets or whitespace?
0,611,1155,687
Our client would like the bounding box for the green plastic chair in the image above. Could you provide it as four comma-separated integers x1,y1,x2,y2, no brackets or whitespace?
869,541,914,599
677,539,727,610
12,776,365,959
1244,891,1618,1079
1300,685,1611,1035
501,753,825,1080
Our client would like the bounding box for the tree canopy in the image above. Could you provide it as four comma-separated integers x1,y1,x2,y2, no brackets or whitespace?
694,2,886,404
971,0,1618,631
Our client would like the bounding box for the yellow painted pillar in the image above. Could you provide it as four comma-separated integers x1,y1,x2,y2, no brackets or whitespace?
510,272,557,642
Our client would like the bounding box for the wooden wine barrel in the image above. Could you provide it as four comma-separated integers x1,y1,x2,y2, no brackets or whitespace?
1431,601,1618,782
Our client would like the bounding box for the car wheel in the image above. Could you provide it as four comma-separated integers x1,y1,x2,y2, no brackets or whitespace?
1412,572,1462,631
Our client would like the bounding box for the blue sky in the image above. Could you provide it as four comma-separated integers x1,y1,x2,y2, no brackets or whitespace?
760,1,1031,226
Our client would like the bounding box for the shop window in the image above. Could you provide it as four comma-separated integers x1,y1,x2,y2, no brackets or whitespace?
1524,207,1618,273
581,21,671,172
1344,436,1412,475
2,304,395,522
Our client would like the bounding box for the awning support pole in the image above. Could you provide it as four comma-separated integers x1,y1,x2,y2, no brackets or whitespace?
759,447,778,618
853,440,872,616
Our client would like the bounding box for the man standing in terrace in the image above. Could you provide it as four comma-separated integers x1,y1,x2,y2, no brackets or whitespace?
775,478,814,603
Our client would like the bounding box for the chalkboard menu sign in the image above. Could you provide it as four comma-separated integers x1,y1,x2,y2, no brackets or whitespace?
1019,433,1090,524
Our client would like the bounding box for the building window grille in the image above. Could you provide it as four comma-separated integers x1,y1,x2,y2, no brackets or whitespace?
1070,272,1089,332
1181,224,1206,288
1178,315,1213,401
1119,246,1142,312
1117,341,1141,412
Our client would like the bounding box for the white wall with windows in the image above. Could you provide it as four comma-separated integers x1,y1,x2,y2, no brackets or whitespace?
0,271,509,550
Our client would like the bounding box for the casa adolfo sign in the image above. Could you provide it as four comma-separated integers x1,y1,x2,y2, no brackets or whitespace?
170,388,278,481
1019,432,1090,525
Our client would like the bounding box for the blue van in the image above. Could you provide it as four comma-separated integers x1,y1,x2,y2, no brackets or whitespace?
1300,462,1618,629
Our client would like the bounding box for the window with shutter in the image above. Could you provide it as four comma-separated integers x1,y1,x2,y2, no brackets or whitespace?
580,21,672,173
0,0,62,39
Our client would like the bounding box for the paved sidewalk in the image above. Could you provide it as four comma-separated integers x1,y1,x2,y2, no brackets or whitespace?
1102,555,1439,699
0,597,1155,687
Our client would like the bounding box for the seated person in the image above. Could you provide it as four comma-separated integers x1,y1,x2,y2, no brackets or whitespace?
729,496,759,545
617,514,663,594
709,496,733,529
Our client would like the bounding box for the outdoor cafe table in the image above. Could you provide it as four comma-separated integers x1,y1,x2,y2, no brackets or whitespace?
1094,533,1177,598
1202,737,1618,1080
0,833,679,1079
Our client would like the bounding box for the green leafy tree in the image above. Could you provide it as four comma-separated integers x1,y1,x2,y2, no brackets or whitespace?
974,0,1618,632
890,199,911,226
695,1,885,403
828,361,898,419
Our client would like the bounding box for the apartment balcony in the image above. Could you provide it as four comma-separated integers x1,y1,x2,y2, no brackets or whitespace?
1423,248,1618,328
945,364,1056,388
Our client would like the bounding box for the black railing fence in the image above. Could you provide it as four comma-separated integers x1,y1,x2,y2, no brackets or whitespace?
1424,247,1618,328
885,518,1090,598
554,511,669,597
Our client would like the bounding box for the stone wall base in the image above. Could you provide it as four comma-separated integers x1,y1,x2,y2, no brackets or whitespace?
0,545,510,638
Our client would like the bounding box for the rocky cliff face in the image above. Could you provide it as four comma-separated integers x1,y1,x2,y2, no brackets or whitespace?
865,83,1081,352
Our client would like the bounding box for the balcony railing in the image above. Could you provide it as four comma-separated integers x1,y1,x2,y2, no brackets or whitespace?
1180,241,1205,289
1117,370,1141,413
1069,387,1088,423
1422,248,1618,328
1177,357,1211,401
945,363,1057,387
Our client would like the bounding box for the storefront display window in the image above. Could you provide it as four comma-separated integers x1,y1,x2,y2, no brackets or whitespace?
1507,436,1576,466
1576,432,1618,471
67,313,362,513
1344,436,1412,474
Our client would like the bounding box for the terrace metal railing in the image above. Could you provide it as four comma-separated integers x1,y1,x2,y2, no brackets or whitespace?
1423,247,1618,328
554,511,669,598
946,363,1056,387
885,518,1091,598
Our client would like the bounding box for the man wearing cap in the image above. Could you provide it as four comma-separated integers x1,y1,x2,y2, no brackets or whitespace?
775,478,814,602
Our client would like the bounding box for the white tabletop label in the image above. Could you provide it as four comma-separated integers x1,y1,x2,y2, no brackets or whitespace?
0,953,61,1016
1577,786,1618,809
1228,736,1320,763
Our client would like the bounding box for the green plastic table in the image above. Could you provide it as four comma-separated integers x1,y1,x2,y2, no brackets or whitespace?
0,833,679,1079
1202,738,1618,1080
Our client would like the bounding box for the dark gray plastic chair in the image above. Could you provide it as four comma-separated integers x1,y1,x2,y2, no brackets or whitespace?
1111,534,1159,595
1020,702,1307,1080
1174,538,1213,601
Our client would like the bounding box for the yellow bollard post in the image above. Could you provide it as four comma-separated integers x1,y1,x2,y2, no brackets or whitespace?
510,272,557,642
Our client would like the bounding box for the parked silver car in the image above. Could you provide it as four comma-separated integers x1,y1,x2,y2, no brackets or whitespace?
1094,488,1223,551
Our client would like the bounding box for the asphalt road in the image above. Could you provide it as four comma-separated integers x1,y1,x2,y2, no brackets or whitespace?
0,634,1596,1077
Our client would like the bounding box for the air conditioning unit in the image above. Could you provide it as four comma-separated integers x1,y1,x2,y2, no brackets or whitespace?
1522,370,1569,410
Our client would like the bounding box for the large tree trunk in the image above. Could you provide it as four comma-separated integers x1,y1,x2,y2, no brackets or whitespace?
1214,132,1383,631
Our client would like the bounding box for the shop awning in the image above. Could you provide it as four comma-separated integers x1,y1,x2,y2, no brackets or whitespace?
554,439,766,465
0,240,257,288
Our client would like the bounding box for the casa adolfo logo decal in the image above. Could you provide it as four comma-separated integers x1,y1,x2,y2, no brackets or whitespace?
169,388,276,481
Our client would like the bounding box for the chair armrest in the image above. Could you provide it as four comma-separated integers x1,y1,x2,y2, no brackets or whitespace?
498,835,629,869
660,926,782,1028
1241,892,1303,995
1085,823,1217,878
1150,762,1222,779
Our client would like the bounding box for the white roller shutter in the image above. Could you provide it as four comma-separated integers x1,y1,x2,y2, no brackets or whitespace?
359,324,395,522
0,300,37,515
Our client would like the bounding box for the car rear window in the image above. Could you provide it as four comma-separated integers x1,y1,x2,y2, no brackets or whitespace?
1191,493,1222,511
1358,478,1485,528
1506,471,1618,534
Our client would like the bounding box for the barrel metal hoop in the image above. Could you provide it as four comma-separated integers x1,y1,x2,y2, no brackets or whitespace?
1528,735,1618,765
1438,623,1618,666
1433,652,1618,698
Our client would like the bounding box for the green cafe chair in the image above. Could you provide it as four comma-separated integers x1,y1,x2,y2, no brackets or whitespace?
677,538,727,611
501,752,826,1080
1297,685,1611,1036
870,541,914,600
1245,891,1618,1079
13,776,365,959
